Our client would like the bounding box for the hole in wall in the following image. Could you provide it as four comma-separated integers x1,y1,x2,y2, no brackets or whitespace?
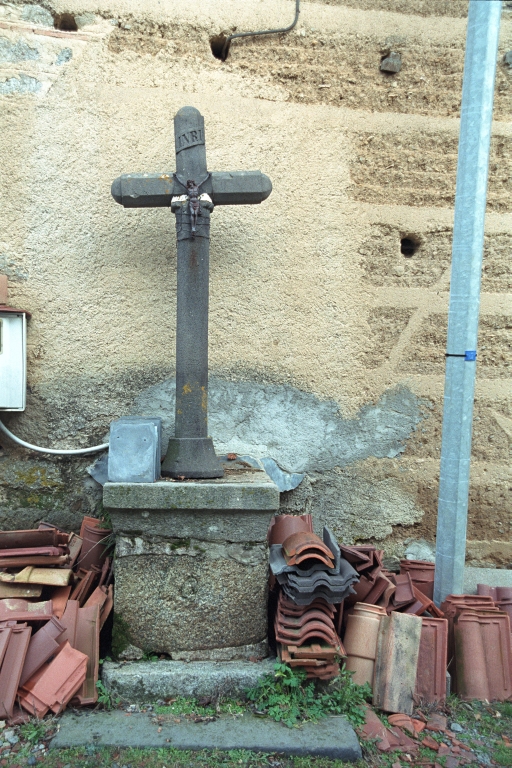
400,237,419,257
54,13,78,31
210,33,230,61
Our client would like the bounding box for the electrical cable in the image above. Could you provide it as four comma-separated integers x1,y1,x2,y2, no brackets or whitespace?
220,0,300,61
0,418,108,456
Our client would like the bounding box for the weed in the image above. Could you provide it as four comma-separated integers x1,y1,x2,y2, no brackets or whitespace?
153,696,245,717
495,742,512,766
95,679,120,710
170,537,191,550
96,501,113,530
245,661,370,728
20,719,49,743
142,651,159,661
320,667,372,727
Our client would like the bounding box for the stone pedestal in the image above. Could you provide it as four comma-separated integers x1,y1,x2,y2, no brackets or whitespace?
103,466,279,659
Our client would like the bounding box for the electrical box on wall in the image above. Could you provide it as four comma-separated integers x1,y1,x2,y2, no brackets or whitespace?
0,308,29,411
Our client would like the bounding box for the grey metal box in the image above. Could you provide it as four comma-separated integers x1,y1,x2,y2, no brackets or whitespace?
108,417,162,483
0,312,27,411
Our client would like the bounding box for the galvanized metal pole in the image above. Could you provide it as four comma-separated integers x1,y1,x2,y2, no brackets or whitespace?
434,0,502,606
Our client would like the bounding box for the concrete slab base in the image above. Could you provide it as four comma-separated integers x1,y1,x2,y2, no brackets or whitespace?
51,710,362,761
463,567,512,594
102,659,276,701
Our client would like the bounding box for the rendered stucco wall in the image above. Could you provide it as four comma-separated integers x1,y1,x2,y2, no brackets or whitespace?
0,0,510,566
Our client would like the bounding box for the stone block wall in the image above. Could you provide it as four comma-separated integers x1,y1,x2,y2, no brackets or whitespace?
0,0,510,566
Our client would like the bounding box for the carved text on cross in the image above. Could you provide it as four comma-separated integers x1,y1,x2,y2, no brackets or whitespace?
111,107,272,479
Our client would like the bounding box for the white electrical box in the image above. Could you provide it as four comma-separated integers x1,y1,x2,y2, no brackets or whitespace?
0,310,27,411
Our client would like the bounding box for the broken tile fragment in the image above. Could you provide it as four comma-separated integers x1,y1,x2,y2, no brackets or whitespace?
387,713,417,735
426,714,447,732
422,734,440,751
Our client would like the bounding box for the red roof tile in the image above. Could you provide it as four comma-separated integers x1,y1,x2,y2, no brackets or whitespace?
59,600,80,647
365,574,394,606
51,586,72,619
282,532,334,566
343,602,386,686
0,555,69,567
84,586,108,611
0,529,68,549
0,626,31,718
78,522,112,571
0,583,42,599
20,640,87,718
393,573,415,607
70,569,97,606
268,514,313,546
72,604,100,705
79,517,102,538
100,584,114,630
67,533,83,568
454,610,512,701
19,617,65,686
0,546,67,557
0,599,53,622
415,617,448,704
0,627,12,667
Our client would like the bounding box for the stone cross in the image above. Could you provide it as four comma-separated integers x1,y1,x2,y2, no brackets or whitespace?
111,107,272,479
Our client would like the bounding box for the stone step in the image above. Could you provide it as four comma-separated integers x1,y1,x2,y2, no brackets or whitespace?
102,659,276,701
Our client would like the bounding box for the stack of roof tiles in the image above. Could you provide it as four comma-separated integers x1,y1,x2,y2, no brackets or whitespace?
339,551,512,707
477,584,512,624
269,527,512,707
341,551,439,617
441,592,512,701
268,515,359,680
0,516,113,724
340,552,449,706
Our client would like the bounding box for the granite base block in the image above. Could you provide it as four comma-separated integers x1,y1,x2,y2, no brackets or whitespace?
114,539,268,654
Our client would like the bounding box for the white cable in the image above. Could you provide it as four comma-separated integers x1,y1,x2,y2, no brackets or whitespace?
0,418,108,456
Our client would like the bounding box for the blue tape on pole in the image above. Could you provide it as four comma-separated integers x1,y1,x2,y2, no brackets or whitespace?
465,350,477,361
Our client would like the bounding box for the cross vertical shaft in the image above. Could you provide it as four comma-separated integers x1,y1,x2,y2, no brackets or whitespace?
162,107,222,478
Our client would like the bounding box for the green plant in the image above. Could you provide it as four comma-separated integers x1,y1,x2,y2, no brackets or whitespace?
319,667,371,728
142,651,159,661
494,742,512,767
96,679,120,710
153,696,245,717
245,661,370,728
20,719,49,743
96,501,112,530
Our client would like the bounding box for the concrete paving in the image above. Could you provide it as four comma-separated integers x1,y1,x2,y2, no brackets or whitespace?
51,710,362,760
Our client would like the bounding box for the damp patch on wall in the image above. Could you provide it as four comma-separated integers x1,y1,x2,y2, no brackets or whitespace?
134,377,427,474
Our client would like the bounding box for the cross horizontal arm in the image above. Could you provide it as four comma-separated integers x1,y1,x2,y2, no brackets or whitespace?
111,171,272,208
